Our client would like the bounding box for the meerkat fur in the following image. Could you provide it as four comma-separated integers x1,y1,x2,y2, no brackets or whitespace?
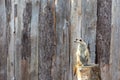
73,38,90,77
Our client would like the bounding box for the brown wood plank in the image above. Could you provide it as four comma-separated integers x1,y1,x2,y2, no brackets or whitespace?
38,0,56,80
97,0,112,80
0,0,7,80
21,1,32,80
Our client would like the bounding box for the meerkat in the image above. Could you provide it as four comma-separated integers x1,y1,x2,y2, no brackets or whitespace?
74,38,90,66
73,38,90,78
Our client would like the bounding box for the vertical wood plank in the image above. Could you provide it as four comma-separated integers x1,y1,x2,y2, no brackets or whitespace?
30,0,39,80
6,0,15,79
110,0,120,80
14,1,18,80
38,0,56,80
97,0,112,80
53,0,64,79
70,0,82,80
52,0,70,80
0,0,7,80
81,0,97,63
64,1,71,80
21,0,32,80
15,0,25,80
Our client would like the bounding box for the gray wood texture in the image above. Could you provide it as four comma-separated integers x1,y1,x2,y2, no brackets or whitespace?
38,0,56,80
0,0,98,80
81,0,97,63
52,0,70,80
0,0,7,80
110,0,120,80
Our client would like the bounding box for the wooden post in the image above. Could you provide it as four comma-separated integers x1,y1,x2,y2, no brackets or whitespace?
80,65,100,80
74,64,100,80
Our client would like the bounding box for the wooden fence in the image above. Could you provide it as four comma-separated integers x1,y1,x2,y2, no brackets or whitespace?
0,0,119,80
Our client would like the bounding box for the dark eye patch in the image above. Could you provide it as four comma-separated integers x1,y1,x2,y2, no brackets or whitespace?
79,39,82,41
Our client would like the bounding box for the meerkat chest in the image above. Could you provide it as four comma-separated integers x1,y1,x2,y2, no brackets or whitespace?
79,45,86,57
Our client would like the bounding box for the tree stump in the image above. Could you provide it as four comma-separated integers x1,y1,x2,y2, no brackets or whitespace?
75,64,100,80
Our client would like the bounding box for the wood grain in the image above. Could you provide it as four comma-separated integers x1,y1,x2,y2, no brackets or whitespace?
0,0,98,80
38,0,56,80
110,0,120,80
0,0,7,80
97,0,112,80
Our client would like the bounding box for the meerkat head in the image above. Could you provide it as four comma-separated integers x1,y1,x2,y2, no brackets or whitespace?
74,38,87,47
74,38,84,43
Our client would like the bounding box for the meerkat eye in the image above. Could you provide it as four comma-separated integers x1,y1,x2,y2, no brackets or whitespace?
79,39,82,41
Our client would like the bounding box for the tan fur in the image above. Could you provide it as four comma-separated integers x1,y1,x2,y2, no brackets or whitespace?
73,62,82,80
73,38,90,80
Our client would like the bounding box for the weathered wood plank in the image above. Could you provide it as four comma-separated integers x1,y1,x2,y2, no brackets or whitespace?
81,0,97,63
110,0,120,80
15,0,25,80
63,1,71,79
97,0,112,80
70,0,82,80
81,66,100,80
14,0,18,79
7,0,15,79
0,0,7,80
52,0,70,80
38,0,56,80
53,0,64,79
30,0,39,80
21,1,32,80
